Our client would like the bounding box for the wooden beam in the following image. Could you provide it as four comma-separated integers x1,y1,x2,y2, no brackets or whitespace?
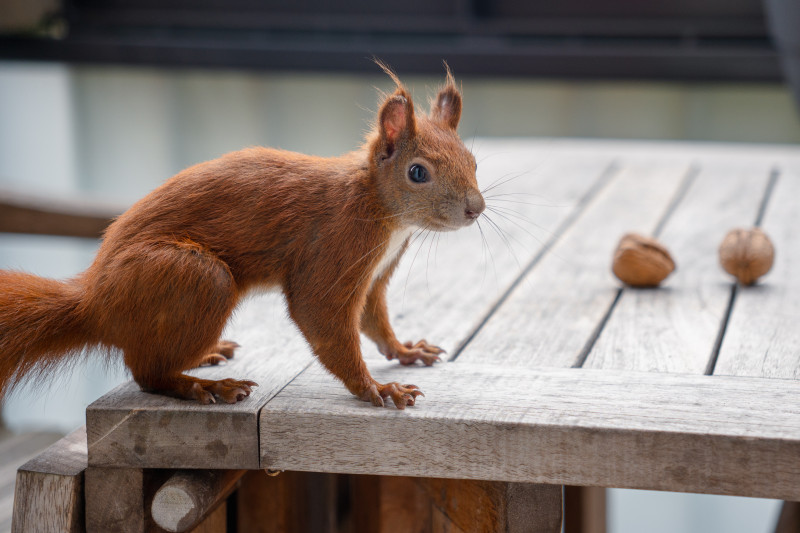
151,470,243,532
11,427,87,533
0,188,123,239
261,363,800,500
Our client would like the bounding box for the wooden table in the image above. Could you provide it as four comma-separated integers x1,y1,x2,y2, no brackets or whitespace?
83,139,800,533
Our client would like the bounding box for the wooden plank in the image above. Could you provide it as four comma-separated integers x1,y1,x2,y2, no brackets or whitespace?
0,431,63,521
86,293,314,469
236,470,337,533
584,161,773,373
418,478,562,533
260,363,800,500
458,160,691,367
350,475,431,533
11,427,86,533
85,467,145,533
151,470,243,532
564,486,606,533
714,168,800,378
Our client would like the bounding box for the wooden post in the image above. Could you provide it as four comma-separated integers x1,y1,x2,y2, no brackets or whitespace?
11,427,88,533
349,475,562,533
151,470,244,532
564,486,606,533
774,501,800,533
85,467,146,533
237,470,337,533
350,475,432,533
418,478,562,533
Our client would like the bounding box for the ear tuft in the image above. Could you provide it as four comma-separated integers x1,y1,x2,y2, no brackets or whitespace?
373,59,417,158
430,62,462,131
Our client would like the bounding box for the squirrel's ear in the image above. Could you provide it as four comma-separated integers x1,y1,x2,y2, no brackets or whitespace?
378,90,416,157
430,66,462,130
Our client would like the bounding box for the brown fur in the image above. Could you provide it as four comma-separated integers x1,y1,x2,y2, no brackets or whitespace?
0,67,484,409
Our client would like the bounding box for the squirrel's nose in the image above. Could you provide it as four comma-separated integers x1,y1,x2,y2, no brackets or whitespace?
465,191,486,220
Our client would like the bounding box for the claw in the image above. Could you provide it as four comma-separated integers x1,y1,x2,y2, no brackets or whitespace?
359,381,423,409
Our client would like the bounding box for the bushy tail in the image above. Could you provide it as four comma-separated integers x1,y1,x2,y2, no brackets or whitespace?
0,271,92,398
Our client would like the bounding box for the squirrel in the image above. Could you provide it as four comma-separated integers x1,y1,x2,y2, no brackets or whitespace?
0,64,484,409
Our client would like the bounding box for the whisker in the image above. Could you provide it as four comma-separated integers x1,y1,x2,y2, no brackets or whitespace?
402,225,434,308
484,196,565,208
485,207,547,250
482,213,522,270
485,204,557,238
481,170,532,195
475,218,497,287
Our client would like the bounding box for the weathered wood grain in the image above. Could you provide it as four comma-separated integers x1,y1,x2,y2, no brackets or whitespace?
714,168,800,378
418,478,562,533
86,293,314,469
11,427,86,533
458,160,690,367
0,430,63,530
85,466,145,533
260,362,800,500
151,470,243,532
585,160,773,373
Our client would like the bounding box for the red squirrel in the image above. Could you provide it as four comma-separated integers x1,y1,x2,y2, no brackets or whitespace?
0,65,484,409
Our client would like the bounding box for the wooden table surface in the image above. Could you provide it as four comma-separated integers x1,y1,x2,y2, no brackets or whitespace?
86,138,800,503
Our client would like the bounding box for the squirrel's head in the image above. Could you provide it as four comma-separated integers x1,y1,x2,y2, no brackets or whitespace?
368,64,484,232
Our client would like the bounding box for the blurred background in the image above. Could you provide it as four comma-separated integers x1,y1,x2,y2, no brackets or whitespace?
1,0,799,532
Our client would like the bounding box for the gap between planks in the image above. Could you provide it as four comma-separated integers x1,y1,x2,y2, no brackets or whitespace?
705,167,780,376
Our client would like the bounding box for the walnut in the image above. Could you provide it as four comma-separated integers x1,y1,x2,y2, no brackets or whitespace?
719,228,774,285
612,233,675,288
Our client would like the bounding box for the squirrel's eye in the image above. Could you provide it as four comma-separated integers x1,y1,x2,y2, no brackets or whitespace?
408,164,429,183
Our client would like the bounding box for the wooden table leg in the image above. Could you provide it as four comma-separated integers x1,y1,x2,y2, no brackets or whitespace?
774,501,800,533
236,470,338,533
564,486,606,533
350,475,562,533
350,475,432,533
85,467,147,533
420,478,562,533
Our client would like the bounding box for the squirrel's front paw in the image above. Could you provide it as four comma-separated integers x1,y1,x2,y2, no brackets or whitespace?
384,339,444,366
359,381,424,409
